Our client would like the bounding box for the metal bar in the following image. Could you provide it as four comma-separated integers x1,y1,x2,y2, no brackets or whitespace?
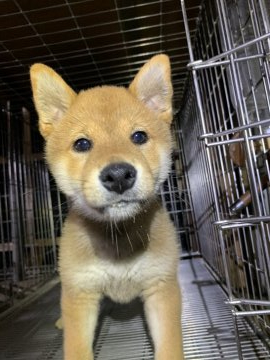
199,118,270,139
233,310,270,317
214,217,270,227
202,134,270,147
228,299,270,307
188,32,270,68
188,53,266,69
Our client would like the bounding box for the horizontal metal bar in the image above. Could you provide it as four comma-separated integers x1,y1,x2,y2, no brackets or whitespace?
199,118,270,139
227,299,270,307
214,216,270,229
204,133,270,147
188,32,270,68
233,309,270,317
187,53,266,70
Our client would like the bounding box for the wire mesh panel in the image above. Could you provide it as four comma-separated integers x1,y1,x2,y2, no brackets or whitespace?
0,103,65,312
181,0,270,357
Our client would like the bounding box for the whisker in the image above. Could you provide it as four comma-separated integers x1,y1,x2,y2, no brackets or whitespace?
112,219,120,258
136,230,146,249
109,220,114,246
123,222,134,253
115,230,119,259
113,219,121,234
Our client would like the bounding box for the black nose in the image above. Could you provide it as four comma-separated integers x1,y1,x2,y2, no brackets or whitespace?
99,162,137,194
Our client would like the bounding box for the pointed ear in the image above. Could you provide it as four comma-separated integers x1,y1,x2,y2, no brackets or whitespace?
129,54,173,124
30,64,76,138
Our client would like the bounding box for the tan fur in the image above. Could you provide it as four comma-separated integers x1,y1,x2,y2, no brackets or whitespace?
30,54,183,360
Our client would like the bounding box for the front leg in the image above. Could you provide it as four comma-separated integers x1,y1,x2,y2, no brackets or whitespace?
143,280,184,360
62,289,101,360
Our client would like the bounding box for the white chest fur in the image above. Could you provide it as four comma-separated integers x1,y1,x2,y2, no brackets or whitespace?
59,205,179,303
62,248,173,303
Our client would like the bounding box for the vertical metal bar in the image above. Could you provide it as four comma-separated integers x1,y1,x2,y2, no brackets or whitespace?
257,0,270,52
16,111,26,283
7,101,24,284
44,167,57,271
0,106,8,297
37,160,49,277
22,108,38,273
32,158,44,280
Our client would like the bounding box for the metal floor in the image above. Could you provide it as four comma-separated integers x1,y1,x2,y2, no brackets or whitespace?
0,258,269,360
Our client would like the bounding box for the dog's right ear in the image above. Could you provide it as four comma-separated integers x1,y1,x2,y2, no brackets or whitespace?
129,54,173,124
30,64,76,138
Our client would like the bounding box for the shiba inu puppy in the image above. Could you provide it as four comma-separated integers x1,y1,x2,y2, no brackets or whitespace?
30,54,183,360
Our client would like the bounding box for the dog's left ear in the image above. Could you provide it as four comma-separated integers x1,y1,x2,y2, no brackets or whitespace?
129,54,173,124
30,64,76,139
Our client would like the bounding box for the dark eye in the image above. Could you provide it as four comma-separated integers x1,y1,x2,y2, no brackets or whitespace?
73,138,92,152
131,131,148,145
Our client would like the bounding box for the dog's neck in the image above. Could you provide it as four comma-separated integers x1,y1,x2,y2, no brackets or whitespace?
74,199,162,260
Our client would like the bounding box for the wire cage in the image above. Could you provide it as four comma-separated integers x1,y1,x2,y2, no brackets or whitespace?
181,0,270,357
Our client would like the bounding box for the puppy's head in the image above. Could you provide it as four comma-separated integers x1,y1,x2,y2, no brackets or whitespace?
30,55,173,221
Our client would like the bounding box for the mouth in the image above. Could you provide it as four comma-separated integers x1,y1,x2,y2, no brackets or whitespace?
72,191,148,221
95,199,143,213
89,199,143,221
